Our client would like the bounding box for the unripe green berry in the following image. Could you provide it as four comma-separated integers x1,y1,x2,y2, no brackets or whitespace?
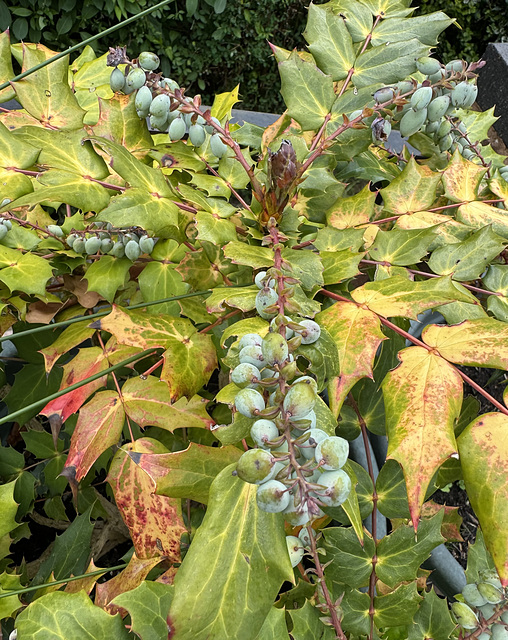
231,362,261,388
150,93,171,119
255,287,279,319
315,436,349,470
256,479,290,513
135,85,153,114
238,333,263,350
286,535,305,567
189,124,206,147
138,51,160,71
125,240,141,261
317,469,352,507
411,86,433,111
47,224,64,237
250,419,279,448
462,583,488,607
239,344,265,368
109,241,125,258
110,67,126,93
72,238,86,253
236,448,276,484
373,87,394,103
451,602,478,630
0,224,7,241
301,429,328,460
235,388,265,418
126,67,146,91
204,116,221,134
492,625,508,640
297,319,321,344
2,219,12,230
210,133,228,158
399,107,428,138
283,380,317,420
85,236,101,255
477,582,503,604
139,235,155,254
66,233,78,247
101,238,114,253
261,332,289,366
416,57,442,76
169,117,186,141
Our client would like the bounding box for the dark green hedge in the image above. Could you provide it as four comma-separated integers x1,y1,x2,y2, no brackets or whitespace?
1,0,506,114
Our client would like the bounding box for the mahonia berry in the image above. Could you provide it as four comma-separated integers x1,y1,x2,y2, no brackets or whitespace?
231,362,261,389
238,333,263,350
300,429,328,460
250,419,279,449
451,602,478,629
236,449,276,484
239,344,265,368
256,479,290,513
234,388,265,418
261,332,289,366
283,380,317,420
286,535,305,567
316,469,352,507
297,319,321,344
315,436,349,471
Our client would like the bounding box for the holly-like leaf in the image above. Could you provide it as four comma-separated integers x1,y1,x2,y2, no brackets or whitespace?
0,571,23,619
341,588,370,635
441,150,487,203
368,226,437,267
428,226,506,282
0,122,40,170
168,464,293,640
326,184,375,229
91,92,153,150
408,588,456,640
351,275,470,319
0,247,53,296
370,10,453,45
95,306,217,401
382,347,463,529
84,256,131,303
456,200,508,239
149,142,206,174
281,248,324,290
317,300,386,416
0,30,15,104
324,527,375,588
95,554,163,611
108,438,186,561
303,3,355,81
40,347,109,424
0,480,18,539
353,39,428,88
223,241,274,269
458,413,508,585
134,442,242,504
64,390,124,482
294,327,340,391
376,511,444,587
289,600,335,639
374,582,421,628
15,590,131,639
205,286,258,313
278,51,336,131
195,211,238,244
422,318,508,369
121,377,214,431
255,606,290,640
39,320,96,373
12,43,86,130
321,250,364,285
5,363,62,426
380,157,441,214
138,262,188,316
111,581,174,640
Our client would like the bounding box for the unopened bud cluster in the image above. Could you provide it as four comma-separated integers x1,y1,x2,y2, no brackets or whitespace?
452,570,508,637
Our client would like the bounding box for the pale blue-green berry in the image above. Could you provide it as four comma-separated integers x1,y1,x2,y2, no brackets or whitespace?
66,233,78,247
72,238,86,253
315,436,349,470
150,114,168,131
255,287,279,319
125,240,141,261
255,271,267,289
492,625,508,640
138,51,160,71
126,67,146,91
139,235,155,254
477,582,503,604
238,333,263,350
110,67,125,92
416,56,442,76
261,332,289,366
204,116,221,134
231,362,261,388
236,449,276,484
150,93,171,118
283,380,317,420
250,419,279,448
235,388,265,418
256,480,290,513
297,319,321,344
270,315,294,339
189,124,206,147
2,219,12,230
286,535,305,567
451,602,478,630
293,376,318,393
462,583,487,607
282,494,311,527
0,225,8,241
298,527,312,547
301,429,328,460
109,241,125,258
502,611,508,624
85,236,101,255
445,59,463,73
101,238,114,253
479,570,502,589
210,133,228,158
478,604,495,619
169,117,186,141
239,344,265,368
373,87,394,103
317,469,352,507
47,224,64,237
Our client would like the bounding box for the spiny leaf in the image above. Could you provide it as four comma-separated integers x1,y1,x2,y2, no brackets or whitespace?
0,121,40,169
168,464,293,640
368,226,437,266
458,413,508,585
380,157,442,214
441,150,488,203
107,438,186,561
0,480,18,539
39,320,95,374
408,588,457,640
111,581,174,640
382,347,463,529
326,184,375,229
324,527,375,588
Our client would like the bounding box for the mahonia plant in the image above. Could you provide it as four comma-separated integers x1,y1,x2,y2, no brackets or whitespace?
0,0,507,639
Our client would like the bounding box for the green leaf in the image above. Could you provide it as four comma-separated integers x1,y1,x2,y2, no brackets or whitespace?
84,256,131,303
0,570,23,619
289,600,335,639
12,43,85,130
456,200,508,239
464,528,496,584
34,506,94,584
370,12,454,46
0,121,40,169
279,50,336,131
96,189,183,240
376,459,411,519
458,413,508,585
380,157,442,214
90,92,153,150
353,39,428,88
321,250,364,285
138,261,188,316
314,227,365,252
303,3,355,81
112,581,174,640
374,582,421,628
428,226,507,282
135,443,242,504
254,607,290,640
4,363,62,426
196,211,238,244
15,590,131,639
376,511,444,587
408,588,456,640
324,526,375,588
149,142,206,173
218,151,252,189
368,227,437,266
281,248,324,290
23,430,63,459
168,465,293,639
294,327,340,391
0,480,18,538
326,184,375,229
338,0,373,42
341,588,370,635
0,168,33,203
205,286,258,313
223,241,274,269
211,85,240,121
0,29,15,103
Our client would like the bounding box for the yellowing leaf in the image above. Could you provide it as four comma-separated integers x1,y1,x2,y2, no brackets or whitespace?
317,300,386,416
326,184,375,229
457,200,508,239
441,150,487,203
458,413,508,585
422,318,508,369
39,321,96,374
382,347,462,528
211,85,240,121
108,438,186,561
380,157,441,214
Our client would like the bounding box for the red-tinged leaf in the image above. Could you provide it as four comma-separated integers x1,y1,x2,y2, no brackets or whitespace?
420,502,463,542
382,346,463,530
133,442,243,504
64,559,103,595
39,321,96,373
351,276,470,319
64,390,125,482
39,347,109,424
94,306,217,400
458,413,508,585
95,553,162,612
122,376,214,431
441,150,487,203
107,438,187,561
422,318,508,369
316,300,386,417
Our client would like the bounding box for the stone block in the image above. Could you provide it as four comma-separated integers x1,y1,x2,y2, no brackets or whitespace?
477,43,508,145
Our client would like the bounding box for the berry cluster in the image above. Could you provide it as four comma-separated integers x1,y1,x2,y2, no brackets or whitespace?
452,570,508,637
229,270,351,529
65,224,155,260
108,50,227,157
0,218,13,241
